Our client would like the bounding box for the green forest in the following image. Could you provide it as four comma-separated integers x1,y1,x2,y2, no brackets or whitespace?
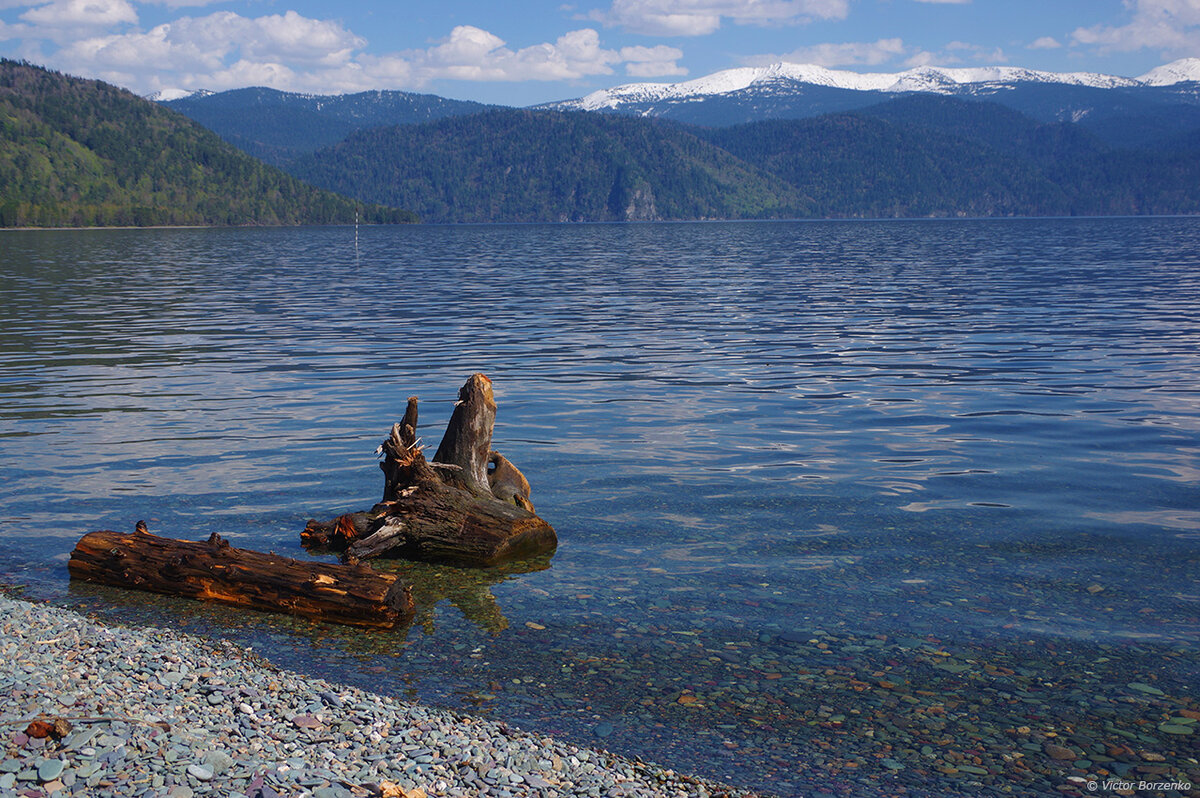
288,97,1200,223
0,60,415,228
288,109,802,223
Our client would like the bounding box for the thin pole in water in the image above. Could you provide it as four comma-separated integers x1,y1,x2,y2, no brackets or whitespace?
354,207,359,259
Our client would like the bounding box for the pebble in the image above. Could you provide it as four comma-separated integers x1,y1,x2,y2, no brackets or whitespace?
0,596,755,798
36,759,65,782
186,764,213,781
1044,743,1076,760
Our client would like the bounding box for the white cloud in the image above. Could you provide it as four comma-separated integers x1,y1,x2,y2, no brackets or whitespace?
1071,0,1200,55
25,9,683,95
398,26,624,83
242,10,364,65
771,37,907,67
56,10,364,82
20,0,137,29
1028,36,1062,50
204,58,298,88
915,40,1006,65
61,24,219,72
593,0,849,36
903,49,938,67
139,0,231,8
0,19,28,39
619,44,687,75
746,36,1003,71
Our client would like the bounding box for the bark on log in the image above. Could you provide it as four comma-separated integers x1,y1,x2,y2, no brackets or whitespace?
70,526,415,630
303,373,556,567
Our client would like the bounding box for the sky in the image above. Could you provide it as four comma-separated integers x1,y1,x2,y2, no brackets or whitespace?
1,0,1198,105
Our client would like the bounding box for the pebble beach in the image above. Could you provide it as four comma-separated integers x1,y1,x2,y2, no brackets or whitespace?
0,596,756,798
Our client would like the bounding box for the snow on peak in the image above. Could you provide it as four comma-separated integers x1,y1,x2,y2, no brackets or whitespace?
888,65,1138,92
146,88,212,102
562,61,1148,110
1138,58,1200,86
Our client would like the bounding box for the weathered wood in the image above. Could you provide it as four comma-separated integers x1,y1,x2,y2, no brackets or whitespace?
70,525,415,629
303,373,556,567
487,450,534,512
400,396,419,448
349,468,555,565
432,373,496,496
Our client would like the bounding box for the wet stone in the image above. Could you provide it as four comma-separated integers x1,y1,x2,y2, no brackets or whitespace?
1126,683,1164,696
1045,744,1076,760
1158,724,1193,735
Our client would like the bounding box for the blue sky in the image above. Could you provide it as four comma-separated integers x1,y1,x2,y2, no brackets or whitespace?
1,0,1198,104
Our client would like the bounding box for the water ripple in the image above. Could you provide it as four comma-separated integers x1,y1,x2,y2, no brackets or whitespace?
2,219,1198,644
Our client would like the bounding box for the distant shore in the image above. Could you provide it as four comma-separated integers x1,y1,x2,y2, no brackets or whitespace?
0,595,756,798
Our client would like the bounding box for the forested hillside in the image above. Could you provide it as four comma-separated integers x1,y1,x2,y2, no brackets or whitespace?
284,97,1200,223
700,96,1200,217
288,109,802,223
0,60,415,227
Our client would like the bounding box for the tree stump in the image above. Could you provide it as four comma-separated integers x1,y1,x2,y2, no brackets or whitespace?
70,524,415,629
303,374,557,567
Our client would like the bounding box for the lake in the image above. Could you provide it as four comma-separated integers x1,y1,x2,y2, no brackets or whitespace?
1,219,1198,797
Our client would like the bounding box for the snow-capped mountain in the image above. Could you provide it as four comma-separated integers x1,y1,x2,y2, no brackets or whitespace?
560,61,1149,112
1138,57,1200,86
144,88,212,102
538,58,1200,144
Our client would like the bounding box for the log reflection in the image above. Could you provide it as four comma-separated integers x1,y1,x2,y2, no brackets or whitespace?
374,553,552,636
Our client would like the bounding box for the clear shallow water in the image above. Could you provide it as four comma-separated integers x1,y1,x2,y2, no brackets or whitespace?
1,219,1198,796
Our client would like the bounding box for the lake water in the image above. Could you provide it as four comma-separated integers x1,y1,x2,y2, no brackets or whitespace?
1,219,1198,797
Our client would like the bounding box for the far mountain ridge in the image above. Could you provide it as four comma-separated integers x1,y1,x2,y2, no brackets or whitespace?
545,58,1200,113
537,59,1200,146
163,86,497,164
158,58,1200,160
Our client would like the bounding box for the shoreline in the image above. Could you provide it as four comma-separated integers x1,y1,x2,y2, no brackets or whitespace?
0,595,758,798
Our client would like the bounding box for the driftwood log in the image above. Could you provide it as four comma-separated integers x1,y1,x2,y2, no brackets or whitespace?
69,524,415,629
303,373,557,567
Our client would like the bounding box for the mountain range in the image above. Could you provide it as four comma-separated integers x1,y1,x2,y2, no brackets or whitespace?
165,58,1200,157
285,96,1200,223
539,58,1200,149
547,58,1200,107
159,58,1200,224
5,56,1200,228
